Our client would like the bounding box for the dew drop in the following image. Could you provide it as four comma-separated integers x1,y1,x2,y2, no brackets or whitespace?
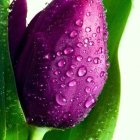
84,44,88,47
90,0,93,4
66,70,74,77
86,12,91,16
103,32,108,42
70,30,78,38
100,71,105,77
97,47,103,54
78,66,87,77
75,19,83,27
93,57,101,64
68,80,77,87
76,55,83,62
92,33,97,37
52,78,57,83
85,87,91,93
70,99,73,102
97,39,100,43
56,94,67,106
61,84,66,88
89,41,94,46
60,76,66,81
85,97,96,108
56,51,62,56
58,59,66,67
71,64,76,69
54,70,60,75
99,13,103,18
64,47,74,55
93,85,98,91
96,26,101,33
85,27,91,32
86,76,94,83
63,112,72,119
87,56,92,62
77,42,83,48
84,38,89,43
106,62,110,69
44,52,56,60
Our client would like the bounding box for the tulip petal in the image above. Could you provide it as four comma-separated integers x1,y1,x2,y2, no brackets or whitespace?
8,0,27,63
43,0,132,140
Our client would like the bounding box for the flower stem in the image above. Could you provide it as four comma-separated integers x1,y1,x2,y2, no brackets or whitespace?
29,126,52,140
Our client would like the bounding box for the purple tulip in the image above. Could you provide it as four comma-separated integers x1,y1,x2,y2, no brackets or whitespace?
9,0,108,128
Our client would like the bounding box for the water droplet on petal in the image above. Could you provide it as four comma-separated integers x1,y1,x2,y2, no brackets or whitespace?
61,84,66,88
60,76,66,81
87,56,92,62
86,76,94,83
57,51,62,56
93,85,98,91
92,33,97,37
64,47,74,55
90,0,93,3
70,30,78,38
56,94,67,106
77,42,83,48
54,70,61,75
66,70,74,77
84,38,89,43
100,71,105,77
99,13,103,18
103,32,108,42
68,80,77,87
71,64,76,69
76,55,83,62
84,44,88,47
63,112,72,120
44,52,56,60
93,57,101,64
106,62,110,69
85,87,91,93
97,39,100,43
89,41,94,46
70,99,73,102
58,59,66,67
86,12,91,16
85,27,91,32
85,96,96,108
96,26,101,33
78,66,87,77
52,78,57,83
97,47,103,54
75,19,83,27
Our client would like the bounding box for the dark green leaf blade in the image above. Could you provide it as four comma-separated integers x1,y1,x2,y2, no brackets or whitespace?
43,0,132,140
104,0,132,61
0,3,9,140
0,1,29,140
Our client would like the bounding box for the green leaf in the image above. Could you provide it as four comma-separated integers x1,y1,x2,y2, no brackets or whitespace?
0,1,29,140
43,0,132,140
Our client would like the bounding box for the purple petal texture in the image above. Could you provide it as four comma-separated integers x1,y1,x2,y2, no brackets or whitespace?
8,0,27,63
12,0,109,128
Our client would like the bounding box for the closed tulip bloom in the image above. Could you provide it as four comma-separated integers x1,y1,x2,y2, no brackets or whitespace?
9,0,109,128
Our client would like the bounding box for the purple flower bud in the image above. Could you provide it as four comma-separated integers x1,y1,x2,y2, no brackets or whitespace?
9,0,108,128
